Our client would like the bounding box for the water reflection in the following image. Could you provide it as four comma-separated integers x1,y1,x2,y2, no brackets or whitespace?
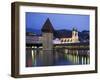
26,47,90,67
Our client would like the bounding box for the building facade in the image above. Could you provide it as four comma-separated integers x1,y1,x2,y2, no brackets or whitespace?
53,28,80,44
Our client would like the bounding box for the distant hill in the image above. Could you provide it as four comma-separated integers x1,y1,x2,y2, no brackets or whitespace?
26,28,89,41
26,28,41,35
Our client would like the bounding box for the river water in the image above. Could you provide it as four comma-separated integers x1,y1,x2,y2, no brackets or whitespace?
26,47,90,67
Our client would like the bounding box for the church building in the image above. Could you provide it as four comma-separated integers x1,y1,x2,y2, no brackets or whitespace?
59,27,80,44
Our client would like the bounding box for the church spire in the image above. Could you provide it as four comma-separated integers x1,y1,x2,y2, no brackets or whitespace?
72,27,77,32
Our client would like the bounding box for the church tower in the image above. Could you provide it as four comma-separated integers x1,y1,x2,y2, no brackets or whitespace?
41,18,54,66
72,27,79,43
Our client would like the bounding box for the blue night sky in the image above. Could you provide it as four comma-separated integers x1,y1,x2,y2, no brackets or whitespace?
26,12,90,31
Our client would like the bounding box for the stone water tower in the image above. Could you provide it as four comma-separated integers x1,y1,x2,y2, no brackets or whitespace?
41,18,54,66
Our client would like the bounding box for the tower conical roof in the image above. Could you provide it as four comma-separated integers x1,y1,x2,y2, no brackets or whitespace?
41,18,54,33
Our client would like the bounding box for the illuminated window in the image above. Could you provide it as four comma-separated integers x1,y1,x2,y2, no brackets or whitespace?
65,39,66,42
67,39,69,42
